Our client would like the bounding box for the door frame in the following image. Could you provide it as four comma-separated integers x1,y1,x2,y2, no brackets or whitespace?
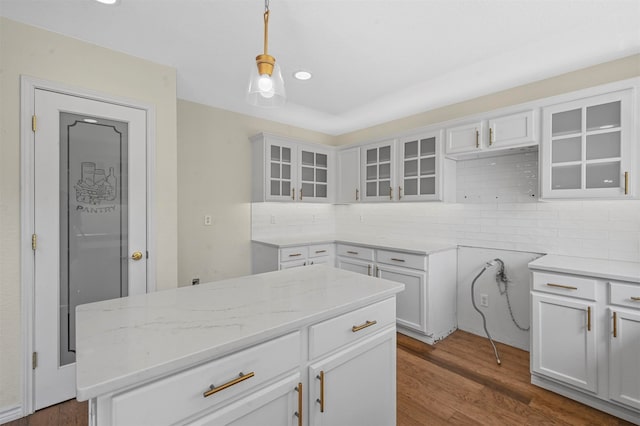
19,76,157,416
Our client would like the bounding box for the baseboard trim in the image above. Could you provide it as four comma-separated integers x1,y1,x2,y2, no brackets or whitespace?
0,404,23,424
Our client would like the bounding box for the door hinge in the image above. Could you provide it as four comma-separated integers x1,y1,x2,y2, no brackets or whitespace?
32,115,37,132
32,352,38,369
32,234,37,251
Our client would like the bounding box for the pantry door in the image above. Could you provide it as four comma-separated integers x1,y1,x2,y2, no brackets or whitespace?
33,89,148,410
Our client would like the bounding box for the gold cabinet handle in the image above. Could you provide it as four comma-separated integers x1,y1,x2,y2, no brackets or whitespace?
315,250,327,254
389,186,393,200
489,127,494,146
295,382,303,426
300,188,303,200
613,311,617,338
476,129,479,148
630,296,640,302
375,266,380,277
292,188,295,200
289,253,302,257
346,250,358,255
390,258,405,263
546,283,578,291
624,171,629,195
587,306,591,332
203,372,255,398
367,264,372,276
352,320,377,333
131,251,143,261
316,371,325,413
398,186,402,200
355,188,359,201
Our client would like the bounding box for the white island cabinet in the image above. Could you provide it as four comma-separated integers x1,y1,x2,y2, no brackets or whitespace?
76,266,403,426
528,255,640,424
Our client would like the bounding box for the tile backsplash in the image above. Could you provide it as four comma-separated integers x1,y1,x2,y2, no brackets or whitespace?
252,153,640,262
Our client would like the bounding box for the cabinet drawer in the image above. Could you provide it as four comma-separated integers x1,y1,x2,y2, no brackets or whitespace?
280,246,308,261
532,272,597,301
609,281,640,310
309,244,333,258
376,249,426,270
111,332,300,426
309,298,395,359
336,244,374,261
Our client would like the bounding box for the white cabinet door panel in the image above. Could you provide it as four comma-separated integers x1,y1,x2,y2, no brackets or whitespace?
609,308,640,410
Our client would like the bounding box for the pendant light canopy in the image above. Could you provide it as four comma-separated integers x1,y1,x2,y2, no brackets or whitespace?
247,0,286,107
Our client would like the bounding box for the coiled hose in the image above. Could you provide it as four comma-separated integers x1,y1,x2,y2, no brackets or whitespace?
470,259,504,365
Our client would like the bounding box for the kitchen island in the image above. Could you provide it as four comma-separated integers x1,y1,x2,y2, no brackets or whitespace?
76,265,404,426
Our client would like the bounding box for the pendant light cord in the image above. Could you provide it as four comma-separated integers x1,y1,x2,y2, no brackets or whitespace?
263,0,270,55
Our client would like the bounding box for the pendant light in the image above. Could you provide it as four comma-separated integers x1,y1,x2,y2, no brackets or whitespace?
247,0,286,107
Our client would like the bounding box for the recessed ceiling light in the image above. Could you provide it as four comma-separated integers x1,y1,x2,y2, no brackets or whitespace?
94,0,119,5
293,70,312,81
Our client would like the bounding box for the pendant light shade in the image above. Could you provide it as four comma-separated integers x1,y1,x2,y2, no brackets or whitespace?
247,0,286,107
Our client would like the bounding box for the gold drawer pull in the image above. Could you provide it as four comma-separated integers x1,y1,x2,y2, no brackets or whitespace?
367,264,372,276
624,171,629,195
316,371,325,413
613,311,618,338
203,372,255,398
346,250,358,255
390,258,405,262
630,296,640,302
355,188,359,201
475,129,479,148
352,320,377,333
587,307,591,332
315,250,327,254
489,127,494,146
295,382,303,426
289,253,302,257
292,188,295,200
546,283,578,291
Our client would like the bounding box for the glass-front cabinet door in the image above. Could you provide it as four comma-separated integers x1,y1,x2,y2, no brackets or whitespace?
266,139,297,201
361,140,396,202
542,90,634,199
299,147,330,202
398,131,441,201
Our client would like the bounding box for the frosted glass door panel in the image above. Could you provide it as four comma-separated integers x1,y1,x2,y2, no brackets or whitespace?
586,132,621,160
586,162,620,188
586,101,620,131
59,112,128,366
269,145,292,197
362,142,394,200
552,165,581,190
299,149,329,200
400,135,437,199
552,137,581,163
552,109,581,136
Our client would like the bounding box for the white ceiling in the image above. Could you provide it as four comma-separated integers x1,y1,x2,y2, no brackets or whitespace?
2,0,639,135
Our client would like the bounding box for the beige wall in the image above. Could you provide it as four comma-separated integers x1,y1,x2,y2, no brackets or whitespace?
177,100,332,286
0,18,178,410
333,54,640,146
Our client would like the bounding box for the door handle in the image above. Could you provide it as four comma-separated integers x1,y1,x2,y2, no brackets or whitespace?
131,251,144,261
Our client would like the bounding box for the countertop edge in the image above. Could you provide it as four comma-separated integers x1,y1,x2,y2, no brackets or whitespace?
528,254,640,284
251,237,457,255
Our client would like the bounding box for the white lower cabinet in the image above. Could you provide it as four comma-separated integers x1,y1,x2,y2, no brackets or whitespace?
308,328,396,426
529,265,640,423
336,243,457,344
252,242,335,273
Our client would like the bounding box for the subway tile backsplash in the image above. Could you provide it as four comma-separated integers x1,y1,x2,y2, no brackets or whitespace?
252,154,640,263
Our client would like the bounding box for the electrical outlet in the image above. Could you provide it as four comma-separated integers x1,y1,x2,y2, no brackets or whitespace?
480,294,489,307
204,215,212,226
192,278,200,285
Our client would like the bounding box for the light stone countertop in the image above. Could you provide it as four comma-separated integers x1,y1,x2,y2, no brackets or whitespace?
75,265,404,400
252,234,457,255
528,254,640,283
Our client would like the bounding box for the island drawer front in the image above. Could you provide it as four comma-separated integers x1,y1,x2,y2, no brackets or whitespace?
376,249,426,270
336,244,374,261
309,298,395,359
308,244,333,258
111,332,300,426
532,272,596,301
280,246,308,261
610,281,640,310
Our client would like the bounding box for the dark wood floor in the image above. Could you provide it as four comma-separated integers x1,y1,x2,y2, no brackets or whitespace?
5,331,632,425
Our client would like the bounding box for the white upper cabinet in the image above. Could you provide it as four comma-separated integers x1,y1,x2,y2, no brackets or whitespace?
251,133,334,202
360,140,396,202
445,110,536,158
397,130,443,201
336,147,361,203
541,90,634,199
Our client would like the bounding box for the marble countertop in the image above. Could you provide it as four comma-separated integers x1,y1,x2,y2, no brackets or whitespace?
75,265,404,400
528,254,640,283
252,234,457,255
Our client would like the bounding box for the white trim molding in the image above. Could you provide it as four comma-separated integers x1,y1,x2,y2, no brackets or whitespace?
19,75,157,416
0,405,23,424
